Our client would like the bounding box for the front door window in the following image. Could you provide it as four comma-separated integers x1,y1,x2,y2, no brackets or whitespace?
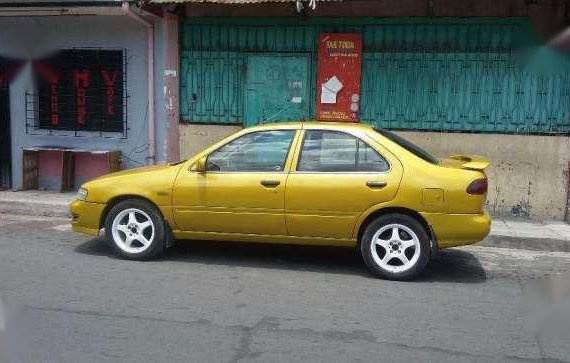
207,130,295,172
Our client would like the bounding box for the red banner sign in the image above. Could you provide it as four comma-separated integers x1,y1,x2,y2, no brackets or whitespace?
316,33,363,122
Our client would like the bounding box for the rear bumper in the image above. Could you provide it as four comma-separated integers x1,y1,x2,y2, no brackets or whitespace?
69,199,105,236
421,211,491,249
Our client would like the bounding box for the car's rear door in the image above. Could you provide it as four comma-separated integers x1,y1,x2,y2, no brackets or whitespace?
172,127,300,236
285,127,403,240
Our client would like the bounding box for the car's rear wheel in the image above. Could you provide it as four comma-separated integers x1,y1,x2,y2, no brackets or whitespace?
104,199,165,260
360,214,430,280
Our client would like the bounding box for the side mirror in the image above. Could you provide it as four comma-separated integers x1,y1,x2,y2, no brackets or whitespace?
193,156,207,173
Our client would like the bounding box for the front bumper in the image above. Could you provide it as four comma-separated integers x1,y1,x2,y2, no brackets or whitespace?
421,211,491,249
69,199,106,236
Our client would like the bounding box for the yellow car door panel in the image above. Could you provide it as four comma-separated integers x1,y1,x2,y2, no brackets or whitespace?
172,172,288,235
172,129,299,236
285,129,403,239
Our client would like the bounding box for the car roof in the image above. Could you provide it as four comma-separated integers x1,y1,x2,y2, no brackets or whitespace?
247,121,375,132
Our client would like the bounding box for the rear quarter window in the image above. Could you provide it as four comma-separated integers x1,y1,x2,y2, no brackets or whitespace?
373,128,439,165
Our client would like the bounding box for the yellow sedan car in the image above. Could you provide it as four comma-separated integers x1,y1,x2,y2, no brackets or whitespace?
70,122,491,280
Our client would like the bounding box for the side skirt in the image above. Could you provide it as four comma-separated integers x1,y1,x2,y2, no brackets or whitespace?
172,230,356,247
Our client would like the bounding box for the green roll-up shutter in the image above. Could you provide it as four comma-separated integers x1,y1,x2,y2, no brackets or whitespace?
180,18,570,134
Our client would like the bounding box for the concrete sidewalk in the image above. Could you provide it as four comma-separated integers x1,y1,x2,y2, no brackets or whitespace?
0,190,568,251
484,219,570,252
0,190,75,218
491,219,570,241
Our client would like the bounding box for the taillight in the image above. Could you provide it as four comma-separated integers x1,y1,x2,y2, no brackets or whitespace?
467,178,488,195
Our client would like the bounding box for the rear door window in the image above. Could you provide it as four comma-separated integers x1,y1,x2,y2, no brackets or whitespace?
297,130,389,172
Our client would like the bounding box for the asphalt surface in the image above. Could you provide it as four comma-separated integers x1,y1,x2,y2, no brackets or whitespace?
1,213,570,362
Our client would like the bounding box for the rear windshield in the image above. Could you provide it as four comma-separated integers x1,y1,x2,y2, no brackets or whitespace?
373,128,439,165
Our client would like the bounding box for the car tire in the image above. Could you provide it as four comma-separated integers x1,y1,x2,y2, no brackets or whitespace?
360,214,430,280
104,199,166,260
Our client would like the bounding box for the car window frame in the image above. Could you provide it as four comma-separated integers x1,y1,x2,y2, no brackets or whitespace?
293,129,391,174
203,129,299,174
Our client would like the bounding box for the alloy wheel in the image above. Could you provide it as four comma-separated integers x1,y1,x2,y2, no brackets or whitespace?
111,208,155,254
370,223,421,273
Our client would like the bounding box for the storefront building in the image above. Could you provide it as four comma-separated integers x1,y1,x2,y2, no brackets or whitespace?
0,0,180,191
159,0,570,220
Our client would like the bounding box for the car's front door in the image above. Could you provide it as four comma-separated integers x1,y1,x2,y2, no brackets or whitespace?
285,128,403,240
172,129,298,236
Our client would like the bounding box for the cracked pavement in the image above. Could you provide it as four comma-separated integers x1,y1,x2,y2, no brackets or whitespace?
0,213,569,362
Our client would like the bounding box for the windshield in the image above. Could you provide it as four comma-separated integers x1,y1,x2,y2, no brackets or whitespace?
373,128,439,165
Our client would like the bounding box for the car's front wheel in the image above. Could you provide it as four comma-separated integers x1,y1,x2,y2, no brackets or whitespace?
360,214,430,280
104,199,166,260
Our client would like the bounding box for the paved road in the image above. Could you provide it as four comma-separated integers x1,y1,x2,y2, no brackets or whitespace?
0,213,569,362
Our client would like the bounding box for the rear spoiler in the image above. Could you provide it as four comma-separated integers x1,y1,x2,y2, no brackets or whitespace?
450,154,490,171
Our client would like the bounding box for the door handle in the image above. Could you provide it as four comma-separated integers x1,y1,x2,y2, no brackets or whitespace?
366,181,387,189
260,180,281,188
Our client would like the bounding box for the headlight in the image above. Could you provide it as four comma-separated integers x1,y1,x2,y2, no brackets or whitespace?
77,187,88,201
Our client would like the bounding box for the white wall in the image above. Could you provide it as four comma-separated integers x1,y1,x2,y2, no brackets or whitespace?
0,14,168,189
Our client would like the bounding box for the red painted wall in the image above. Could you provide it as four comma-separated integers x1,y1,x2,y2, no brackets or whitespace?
38,150,62,178
74,152,109,181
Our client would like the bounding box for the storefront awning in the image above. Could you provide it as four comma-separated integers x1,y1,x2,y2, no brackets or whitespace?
149,0,339,3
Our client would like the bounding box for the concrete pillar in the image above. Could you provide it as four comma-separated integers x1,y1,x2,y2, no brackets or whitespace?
566,160,570,222
163,12,180,162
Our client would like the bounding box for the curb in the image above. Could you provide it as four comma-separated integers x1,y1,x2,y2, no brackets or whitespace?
480,235,570,253
0,200,70,218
